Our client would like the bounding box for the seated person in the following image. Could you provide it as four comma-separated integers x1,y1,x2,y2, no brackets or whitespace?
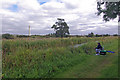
95,43,103,55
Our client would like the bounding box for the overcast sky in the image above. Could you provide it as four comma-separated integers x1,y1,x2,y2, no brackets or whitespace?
0,0,118,35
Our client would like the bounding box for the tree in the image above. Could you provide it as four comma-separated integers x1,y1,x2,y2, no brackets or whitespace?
87,32,94,37
97,1,120,22
95,34,102,37
51,18,70,37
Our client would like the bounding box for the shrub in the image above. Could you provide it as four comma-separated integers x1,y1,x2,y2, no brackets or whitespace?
2,34,14,39
16,35,29,38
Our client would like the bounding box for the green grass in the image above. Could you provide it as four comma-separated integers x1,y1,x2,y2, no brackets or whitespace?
2,36,118,78
54,37,118,78
0,40,2,79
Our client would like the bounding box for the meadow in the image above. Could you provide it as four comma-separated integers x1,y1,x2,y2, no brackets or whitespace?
2,36,118,78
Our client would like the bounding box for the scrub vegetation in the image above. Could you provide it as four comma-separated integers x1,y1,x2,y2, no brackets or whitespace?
2,36,118,78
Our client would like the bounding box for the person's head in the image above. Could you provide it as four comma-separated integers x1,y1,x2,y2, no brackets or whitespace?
98,43,100,45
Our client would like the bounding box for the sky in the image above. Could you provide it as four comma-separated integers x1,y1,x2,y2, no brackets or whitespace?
0,0,118,35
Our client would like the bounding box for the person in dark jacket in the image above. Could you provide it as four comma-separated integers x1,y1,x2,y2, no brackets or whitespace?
95,43,103,55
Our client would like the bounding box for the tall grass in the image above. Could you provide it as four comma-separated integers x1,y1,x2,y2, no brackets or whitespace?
2,36,118,78
0,40,2,79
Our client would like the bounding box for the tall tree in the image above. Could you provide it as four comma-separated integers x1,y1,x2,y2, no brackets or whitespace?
97,1,120,22
51,18,70,37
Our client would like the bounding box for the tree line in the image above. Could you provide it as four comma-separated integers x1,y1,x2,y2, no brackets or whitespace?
2,33,118,39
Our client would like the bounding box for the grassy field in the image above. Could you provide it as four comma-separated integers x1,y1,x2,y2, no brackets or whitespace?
2,36,118,78
0,40,2,79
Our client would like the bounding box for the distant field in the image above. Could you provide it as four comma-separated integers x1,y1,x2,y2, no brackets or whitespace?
2,36,118,78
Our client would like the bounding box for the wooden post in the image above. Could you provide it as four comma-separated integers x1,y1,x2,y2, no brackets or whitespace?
29,25,31,36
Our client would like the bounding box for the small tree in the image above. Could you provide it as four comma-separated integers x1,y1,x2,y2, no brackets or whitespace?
51,18,70,38
87,32,94,37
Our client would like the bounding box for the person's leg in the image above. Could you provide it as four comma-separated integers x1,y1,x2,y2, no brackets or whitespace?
96,49,98,53
96,49,100,55
98,49,101,54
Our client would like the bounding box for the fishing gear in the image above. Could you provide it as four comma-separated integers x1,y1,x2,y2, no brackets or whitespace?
106,51,115,53
100,50,115,55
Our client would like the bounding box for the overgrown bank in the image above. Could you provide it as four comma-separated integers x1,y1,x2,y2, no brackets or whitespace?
2,37,118,78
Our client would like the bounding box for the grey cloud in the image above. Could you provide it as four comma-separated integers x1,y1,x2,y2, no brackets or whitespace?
64,3,78,9
2,0,118,35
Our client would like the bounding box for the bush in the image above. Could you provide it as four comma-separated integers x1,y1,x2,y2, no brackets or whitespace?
95,34,102,37
16,35,29,38
2,34,14,39
113,34,118,36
